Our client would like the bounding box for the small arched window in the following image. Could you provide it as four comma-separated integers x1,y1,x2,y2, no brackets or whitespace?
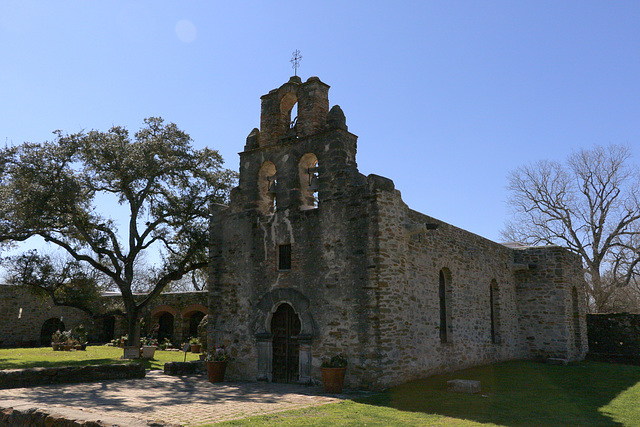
439,268,452,343
572,287,582,352
490,279,500,344
298,153,318,210
258,161,277,215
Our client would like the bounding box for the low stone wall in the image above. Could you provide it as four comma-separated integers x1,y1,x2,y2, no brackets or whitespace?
587,313,640,364
0,407,108,427
0,363,145,389
163,360,206,376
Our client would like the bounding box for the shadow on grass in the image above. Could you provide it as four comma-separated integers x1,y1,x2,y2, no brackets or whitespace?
357,360,640,427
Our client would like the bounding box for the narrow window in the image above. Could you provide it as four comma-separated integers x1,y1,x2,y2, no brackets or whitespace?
490,284,496,344
278,244,292,271
572,287,581,352
439,270,448,343
490,279,500,344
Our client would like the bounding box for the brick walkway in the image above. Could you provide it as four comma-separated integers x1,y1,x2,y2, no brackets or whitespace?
0,371,343,426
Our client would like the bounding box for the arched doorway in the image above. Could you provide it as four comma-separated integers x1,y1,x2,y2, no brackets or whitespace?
158,312,174,344
188,311,205,338
271,303,301,383
40,318,65,346
101,315,115,343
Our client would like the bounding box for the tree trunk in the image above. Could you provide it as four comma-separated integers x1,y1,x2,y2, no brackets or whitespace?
126,311,141,347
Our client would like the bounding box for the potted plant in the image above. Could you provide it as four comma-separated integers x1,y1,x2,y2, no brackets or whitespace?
159,337,173,350
205,345,231,383
51,330,63,351
141,337,158,359
62,330,74,351
320,353,348,393
73,324,88,350
189,337,201,353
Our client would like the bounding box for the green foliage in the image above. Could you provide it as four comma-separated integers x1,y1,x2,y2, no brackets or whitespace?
321,353,348,368
0,117,237,344
205,345,231,362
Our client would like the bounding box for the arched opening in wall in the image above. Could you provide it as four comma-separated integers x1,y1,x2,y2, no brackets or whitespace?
187,311,206,339
157,312,174,344
102,315,115,343
298,153,319,210
490,279,500,344
258,161,277,215
40,318,65,346
270,303,301,383
572,287,582,353
439,268,452,343
280,92,298,135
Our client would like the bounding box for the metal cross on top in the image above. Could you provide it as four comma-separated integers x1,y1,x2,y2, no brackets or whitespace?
290,49,302,76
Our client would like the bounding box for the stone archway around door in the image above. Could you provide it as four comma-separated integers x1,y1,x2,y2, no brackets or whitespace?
254,288,316,383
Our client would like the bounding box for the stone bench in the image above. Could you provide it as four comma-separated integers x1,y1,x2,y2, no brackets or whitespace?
163,360,206,376
447,379,481,394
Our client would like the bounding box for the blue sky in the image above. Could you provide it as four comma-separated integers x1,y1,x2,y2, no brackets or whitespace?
1,1,638,244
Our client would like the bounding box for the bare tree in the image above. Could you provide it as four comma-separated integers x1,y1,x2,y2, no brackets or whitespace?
503,145,640,312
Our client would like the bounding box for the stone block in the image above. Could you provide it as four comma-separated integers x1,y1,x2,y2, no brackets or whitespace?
546,358,568,365
447,379,481,394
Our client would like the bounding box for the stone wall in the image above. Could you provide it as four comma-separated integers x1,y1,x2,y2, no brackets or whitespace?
588,313,640,359
0,285,92,348
371,186,524,387
0,363,145,389
0,286,207,348
106,291,208,346
514,246,588,360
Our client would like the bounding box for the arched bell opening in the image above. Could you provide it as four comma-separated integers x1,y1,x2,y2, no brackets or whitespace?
280,92,298,134
258,161,277,215
298,153,319,210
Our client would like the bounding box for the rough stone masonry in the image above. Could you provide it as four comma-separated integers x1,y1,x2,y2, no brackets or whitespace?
207,75,588,390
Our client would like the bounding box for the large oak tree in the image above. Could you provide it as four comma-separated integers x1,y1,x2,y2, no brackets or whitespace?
0,117,236,344
503,145,640,312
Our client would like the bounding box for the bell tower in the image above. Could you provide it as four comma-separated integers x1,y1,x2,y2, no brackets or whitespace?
234,76,354,214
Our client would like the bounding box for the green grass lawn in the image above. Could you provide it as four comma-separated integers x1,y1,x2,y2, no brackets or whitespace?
213,360,640,427
0,345,201,370
1,350,639,426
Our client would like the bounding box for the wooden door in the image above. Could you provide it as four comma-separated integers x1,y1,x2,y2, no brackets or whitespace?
271,303,301,383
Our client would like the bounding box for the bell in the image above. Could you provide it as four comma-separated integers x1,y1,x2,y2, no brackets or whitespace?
309,174,319,192
268,180,277,196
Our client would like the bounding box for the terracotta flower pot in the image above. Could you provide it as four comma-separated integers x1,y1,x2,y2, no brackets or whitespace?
191,344,201,353
206,361,227,383
321,367,347,393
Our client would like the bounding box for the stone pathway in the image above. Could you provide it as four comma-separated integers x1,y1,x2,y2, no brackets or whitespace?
0,371,343,426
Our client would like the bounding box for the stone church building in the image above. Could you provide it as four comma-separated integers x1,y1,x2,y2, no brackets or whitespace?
208,76,588,390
